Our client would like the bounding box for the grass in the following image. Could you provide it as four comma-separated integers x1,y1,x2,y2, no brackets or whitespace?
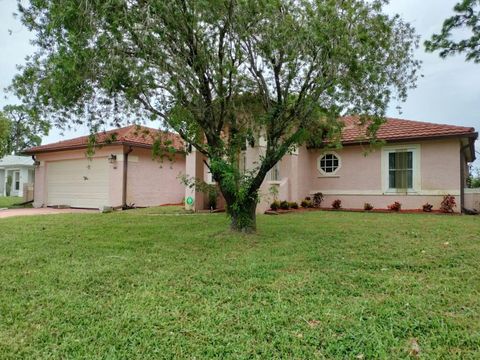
0,209,479,359
0,196,23,208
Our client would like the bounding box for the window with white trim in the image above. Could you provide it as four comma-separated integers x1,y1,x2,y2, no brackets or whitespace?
14,171,20,191
318,152,341,175
205,162,215,184
382,144,420,193
388,151,413,190
268,162,280,181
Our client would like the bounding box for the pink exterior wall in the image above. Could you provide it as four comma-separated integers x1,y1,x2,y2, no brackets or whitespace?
126,148,186,207
185,137,469,214
33,145,185,209
420,140,461,191
254,138,465,213
306,139,462,211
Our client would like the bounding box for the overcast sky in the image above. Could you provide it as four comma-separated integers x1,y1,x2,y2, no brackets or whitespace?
0,0,478,164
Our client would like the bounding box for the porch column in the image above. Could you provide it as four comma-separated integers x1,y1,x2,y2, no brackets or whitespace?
184,147,205,211
289,150,299,201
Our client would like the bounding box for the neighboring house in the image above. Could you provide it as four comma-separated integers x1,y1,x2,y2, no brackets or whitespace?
24,125,185,209
0,155,35,198
25,117,478,213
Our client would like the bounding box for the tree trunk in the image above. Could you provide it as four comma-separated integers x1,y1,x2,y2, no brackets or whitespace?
227,197,257,233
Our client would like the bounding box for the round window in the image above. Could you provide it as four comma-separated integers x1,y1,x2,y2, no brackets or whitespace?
318,153,340,174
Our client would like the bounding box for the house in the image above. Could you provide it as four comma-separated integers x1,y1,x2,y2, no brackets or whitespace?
25,117,478,213
0,155,35,198
186,116,478,213
24,125,185,209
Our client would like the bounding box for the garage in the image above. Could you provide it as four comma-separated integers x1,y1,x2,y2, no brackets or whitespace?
46,158,109,209
25,125,186,209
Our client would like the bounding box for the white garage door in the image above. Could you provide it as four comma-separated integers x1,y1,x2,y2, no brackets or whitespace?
47,158,109,209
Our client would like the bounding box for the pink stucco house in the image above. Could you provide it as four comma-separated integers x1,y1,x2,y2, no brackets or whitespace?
25,117,478,213
25,125,186,209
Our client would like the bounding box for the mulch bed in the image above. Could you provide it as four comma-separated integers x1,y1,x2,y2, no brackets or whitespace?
265,207,460,215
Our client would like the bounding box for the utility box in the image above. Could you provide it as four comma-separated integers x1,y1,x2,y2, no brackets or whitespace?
23,183,34,202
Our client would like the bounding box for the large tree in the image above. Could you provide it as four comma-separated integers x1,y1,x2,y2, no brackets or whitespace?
0,112,10,157
11,0,419,232
425,0,480,63
0,105,50,156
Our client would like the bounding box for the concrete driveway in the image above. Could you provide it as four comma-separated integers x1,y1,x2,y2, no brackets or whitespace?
0,207,97,219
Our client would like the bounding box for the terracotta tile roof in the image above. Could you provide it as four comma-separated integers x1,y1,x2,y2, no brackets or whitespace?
24,125,184,154
25,118,476,154
340,116,476,144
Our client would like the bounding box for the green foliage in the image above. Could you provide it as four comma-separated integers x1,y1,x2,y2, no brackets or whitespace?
425,0,480,63
0,105,50,155
289,202,299,209
207,188,218,210
268,184,279,203
179,174,219,211
270,200,280,211
301,199,312,208
467,166,480,188
279,200,290,210
5,175,12,196
0,113,10,157
312,192,324,208
10,0,420,231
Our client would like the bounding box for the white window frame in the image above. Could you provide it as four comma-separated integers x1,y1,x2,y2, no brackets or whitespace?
14,170,20,191
267,161,281,182
317,151,341,177
381,144,421,193
204,161,216,184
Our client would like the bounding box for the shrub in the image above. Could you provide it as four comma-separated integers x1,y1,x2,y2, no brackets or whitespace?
301,200,312,208
440,195,456,213
331,199,342,209
305,196,311,201
5,175,12,196
422,203,433,212
280,200,290,210
312,192,324,208
364,203,374,211
289,202,299,209
270,201,280,211
388,201,401,211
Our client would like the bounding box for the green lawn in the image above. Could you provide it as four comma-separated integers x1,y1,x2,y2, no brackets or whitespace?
0,209,479,359
0,196,22,208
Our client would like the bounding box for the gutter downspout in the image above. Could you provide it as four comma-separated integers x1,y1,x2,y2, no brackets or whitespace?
460,143,470,213
31,155,36,202
122,146,133,209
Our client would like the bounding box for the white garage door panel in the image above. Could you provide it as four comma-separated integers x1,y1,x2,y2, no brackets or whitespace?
47,159,109,208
